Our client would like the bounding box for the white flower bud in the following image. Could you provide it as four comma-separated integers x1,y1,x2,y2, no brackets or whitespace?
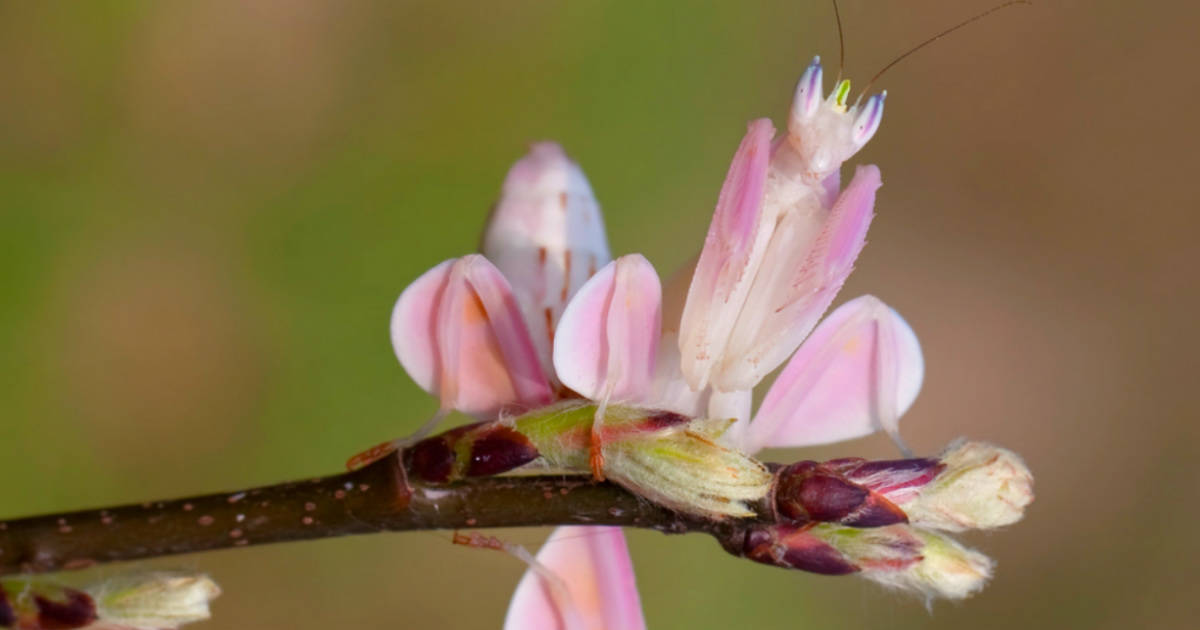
803,523,994,601
895,530,994,601
88,571,220,630
905,440,1034,532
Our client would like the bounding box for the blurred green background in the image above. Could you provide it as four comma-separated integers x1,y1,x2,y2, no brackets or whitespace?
2,1,1194,628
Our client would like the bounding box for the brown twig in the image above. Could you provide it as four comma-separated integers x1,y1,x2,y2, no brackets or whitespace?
0,453,762,576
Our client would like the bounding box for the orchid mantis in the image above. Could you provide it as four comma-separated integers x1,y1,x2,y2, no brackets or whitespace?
498,57,923,627
368,41,1029,626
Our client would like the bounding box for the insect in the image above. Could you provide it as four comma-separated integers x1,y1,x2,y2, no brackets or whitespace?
352,4,1034,626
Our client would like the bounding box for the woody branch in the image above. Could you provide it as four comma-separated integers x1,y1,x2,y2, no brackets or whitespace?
0,452,760,577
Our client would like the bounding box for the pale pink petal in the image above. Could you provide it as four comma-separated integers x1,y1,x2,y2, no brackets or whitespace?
505,526,646,630
554,255,661,403
712,164,881,391
707,388,754,449
483,142,612,381
818,169,841,209
391,255,554,418
648,331,706,418
745,295,923,453
678,119,776,391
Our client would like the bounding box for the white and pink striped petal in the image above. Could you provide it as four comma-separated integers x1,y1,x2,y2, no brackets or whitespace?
745,295,923,453
390,255,554,419
677,118,775,392
712,164,881,392
483,142,612,379
505,526,646,630
553,255,662,404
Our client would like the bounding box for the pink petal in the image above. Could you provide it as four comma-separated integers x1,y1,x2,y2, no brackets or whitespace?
713,164,881,391
818,169,841,209
746,295,923,452
648,331,706,418
554,255,662,403
482,142,612,380
391,255,554,418
708,388,754,449
505,526,646,630
678,119,776,391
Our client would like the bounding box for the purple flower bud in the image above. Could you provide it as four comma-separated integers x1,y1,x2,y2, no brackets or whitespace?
407,421,539,482
738,523,990,600
774,460,912,528
34,589,97,629
465,425,540,478
743,524,861,575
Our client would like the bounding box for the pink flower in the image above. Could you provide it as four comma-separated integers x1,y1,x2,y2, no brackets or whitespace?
387,58,920,629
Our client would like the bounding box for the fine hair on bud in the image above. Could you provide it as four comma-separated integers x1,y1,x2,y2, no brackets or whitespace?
904,440,1034,532
848,527,994,602
86,570,221,630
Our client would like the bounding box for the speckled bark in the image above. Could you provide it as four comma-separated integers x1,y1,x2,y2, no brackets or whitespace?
0,452,762,576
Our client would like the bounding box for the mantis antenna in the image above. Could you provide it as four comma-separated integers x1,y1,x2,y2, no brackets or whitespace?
832,0,846,84
856,0,1032,104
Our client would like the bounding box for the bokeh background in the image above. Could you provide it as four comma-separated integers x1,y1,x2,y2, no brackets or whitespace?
2,1,1194,628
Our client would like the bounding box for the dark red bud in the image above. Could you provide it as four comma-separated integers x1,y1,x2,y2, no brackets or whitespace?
845,457,944,495
775,462,909,527
34,590,96,630
775,461,816,522
0,588,14,628
643,411,690,431
800,475,870,522
744,525,859,576
465,426,539,477
407,421,542,482
840,494,909,528
407,435,457,483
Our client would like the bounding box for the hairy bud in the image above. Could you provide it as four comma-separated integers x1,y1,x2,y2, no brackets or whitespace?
774,441,1033,533
513,402,774,519
741,523,993,601
774,459,923,527
897,440,1034,532
597,409,774,519
1,571,218,630
88,571,220,630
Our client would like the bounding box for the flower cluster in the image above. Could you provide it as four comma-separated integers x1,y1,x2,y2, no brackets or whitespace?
383,57,1030,628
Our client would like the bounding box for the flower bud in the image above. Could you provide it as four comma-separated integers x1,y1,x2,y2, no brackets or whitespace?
898,529,995,601
895,440,1034,532
0,581,96,629
775,441,1033,533
594,406,774,519
513,402,774,519
87,571,221,630
0,571,218,630
741,523,993,601
406,420,540,483
774,460,915,528
825,525,994,601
